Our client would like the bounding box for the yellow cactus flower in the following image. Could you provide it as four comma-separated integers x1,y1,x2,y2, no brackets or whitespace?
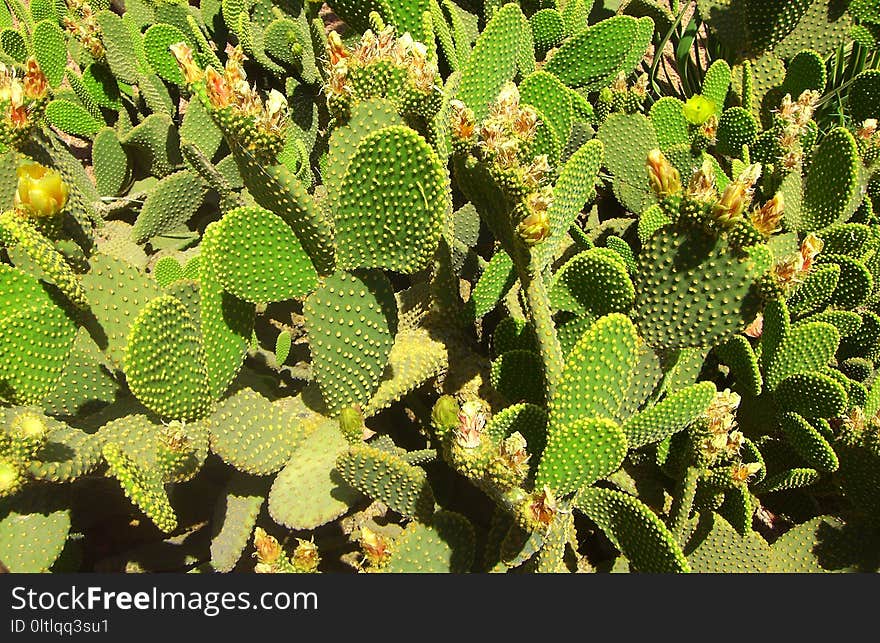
683,95,715,125
14,163,69,218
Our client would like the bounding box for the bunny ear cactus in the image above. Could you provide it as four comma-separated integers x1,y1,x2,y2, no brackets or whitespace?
1,0,880,574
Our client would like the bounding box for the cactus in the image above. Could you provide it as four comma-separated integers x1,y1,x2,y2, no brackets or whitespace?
0,0,877,575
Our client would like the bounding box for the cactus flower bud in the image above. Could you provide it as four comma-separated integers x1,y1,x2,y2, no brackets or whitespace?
730,462,762,484
431,395,460,438
646,149,681,198
338,406,365,444
360,526,392,568
456,400,486,449
749,193,784,237
253,527,283,572
449,100,476,141
291,539,320,573
14,164,69,218
687,158,717,202
22,58,47,99
683,95,714,125
712,164,761,227
169,42,202,83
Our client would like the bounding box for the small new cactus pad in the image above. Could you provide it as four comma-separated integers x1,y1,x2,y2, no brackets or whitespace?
304,270,398,416
208,206,318,303
470,249,516,319
575,486,690,573
335,126,448,274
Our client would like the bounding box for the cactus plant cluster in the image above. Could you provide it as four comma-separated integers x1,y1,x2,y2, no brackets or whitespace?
0,0,878,574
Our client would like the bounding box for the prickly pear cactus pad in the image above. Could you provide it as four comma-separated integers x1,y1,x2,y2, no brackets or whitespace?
0,0,877,576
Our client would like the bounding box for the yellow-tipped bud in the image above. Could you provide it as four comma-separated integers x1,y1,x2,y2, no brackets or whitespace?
646,149,681,198
169,42,202,83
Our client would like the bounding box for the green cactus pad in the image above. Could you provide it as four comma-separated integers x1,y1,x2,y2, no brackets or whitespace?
715,335,763,397
788,263,840,316
41,329,119,417
103,442,177,533
536,416,627,495
0,489,70,572
143,24,188,85
549,248,634,316
27,421,103,483
81,254,162,369
470,250,516,319
623,382,717,449
484,403,548,460
775,372,848,418
541,139,603,267
768,515,867,572
816,254,874,309
92,128,130,197
753,467,820,494
529,9,566,58
363,328,448,417
336,126,447,274
0,265,78,404
199,223,255,400
849,69,880,124
337,443,435,520
209,206,318,303
801,128,861,232
325,98,404,205
124,295,212,421
575,486,690,573
209,388,306,476
545,15,642,91
780,412,839,472
304,270,398,416
550,313,638,431
210,473,267,573
765,322,840,390
153,256,184,289
632,224,761,350
716,107,758,158
268,419,363,530
650,97,690,149
0,213,88,309
597,113,659,214
33,20,67,88
45,100,102,138
131,170,207,243
491,317,538,358
684,512,770,573
457,3,522,121
519,71,573,146
383,510,475,573
81,63,121,110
